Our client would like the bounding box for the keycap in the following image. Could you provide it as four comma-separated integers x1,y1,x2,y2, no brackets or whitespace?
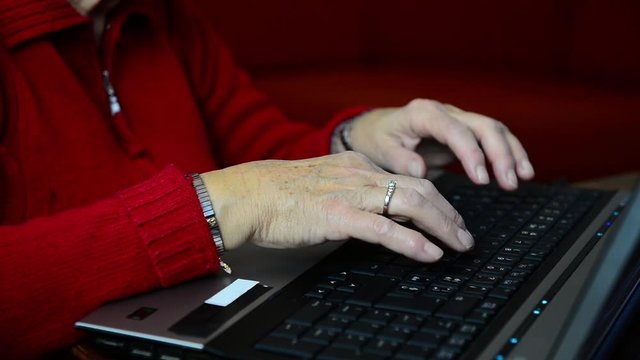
272,322,308,339
420,318,458,335
336,274,372,293
330,304,364,321
482,263,511,276
360,309,396,325
390,313,424,331
408,331,445,347
375,295,445,316
392,283,425,298
477,298,505,313
305,286,329,299
351,261,383,276
434,346,461,359
316,315,351,332
317,346,360,360
363,338,400,357
488,286,517,300
345,321,383,337
255,335,323,358
461,284,491,298
300,327,338,346
469,273,500,286
332,332,370,350
346,276,396,306
379,265,410,279
466,309,493,324
458,323,480,336
376,325,413,342
288,300,333,326
446,333,471,347
394,344,436,360
436,295,480,320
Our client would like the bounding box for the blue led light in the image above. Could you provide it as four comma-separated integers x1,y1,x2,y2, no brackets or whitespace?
533,309,541,315
597,232,604,237
613,211,620,216
496,355,505,360
541,299,549,305
606,221,612,227
510,337,519,344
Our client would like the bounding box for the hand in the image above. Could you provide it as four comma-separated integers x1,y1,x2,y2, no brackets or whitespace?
347,99,535,190
201,152,475,262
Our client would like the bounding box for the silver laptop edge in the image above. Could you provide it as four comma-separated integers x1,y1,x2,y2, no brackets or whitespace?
551,183,639,360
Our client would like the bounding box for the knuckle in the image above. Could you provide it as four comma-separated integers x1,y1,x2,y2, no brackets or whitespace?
467,147,485,163
404,234,424,253
420,179,438,197
408,98,438,115
452,210,465,227
493,120,508,134
440,213,457,235
403,188,425,208
373,217,394,237
446,120,470,136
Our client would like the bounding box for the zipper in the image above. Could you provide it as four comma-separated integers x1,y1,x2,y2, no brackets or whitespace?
102,70,121,116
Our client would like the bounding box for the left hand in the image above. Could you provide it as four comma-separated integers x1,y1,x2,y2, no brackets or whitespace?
347,99,535,190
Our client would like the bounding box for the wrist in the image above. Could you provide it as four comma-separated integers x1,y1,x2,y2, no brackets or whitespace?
199,169,253,251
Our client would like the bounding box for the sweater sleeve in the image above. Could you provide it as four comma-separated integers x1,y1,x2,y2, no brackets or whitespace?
172,3,367,167
0,166,219,358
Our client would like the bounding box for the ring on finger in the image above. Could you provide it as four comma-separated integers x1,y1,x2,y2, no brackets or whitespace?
383,180,398,216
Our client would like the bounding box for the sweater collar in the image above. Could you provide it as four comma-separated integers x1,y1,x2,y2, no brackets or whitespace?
0,0,160,48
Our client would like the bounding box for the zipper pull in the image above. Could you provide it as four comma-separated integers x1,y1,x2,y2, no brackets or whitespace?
102,70,121,116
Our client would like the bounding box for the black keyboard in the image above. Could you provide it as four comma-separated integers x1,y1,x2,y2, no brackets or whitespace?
213,175,607,360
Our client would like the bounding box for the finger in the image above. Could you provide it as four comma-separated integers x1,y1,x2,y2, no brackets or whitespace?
373,177,466,230
338,207,444,262
468,119,519,190
378,145,427,178
506,133,535,180
379,187,474,252
354,177,472,251
437,122,490,186
407,101,490,185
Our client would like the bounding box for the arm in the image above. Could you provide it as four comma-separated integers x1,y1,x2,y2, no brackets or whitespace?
0,166,218,358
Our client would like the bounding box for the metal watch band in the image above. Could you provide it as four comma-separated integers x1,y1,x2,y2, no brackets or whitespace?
188,173,225,256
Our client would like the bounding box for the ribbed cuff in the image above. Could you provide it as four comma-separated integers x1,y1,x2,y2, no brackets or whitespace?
117,165,219,286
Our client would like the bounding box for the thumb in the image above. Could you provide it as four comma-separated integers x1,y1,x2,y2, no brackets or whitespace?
380,145,427,178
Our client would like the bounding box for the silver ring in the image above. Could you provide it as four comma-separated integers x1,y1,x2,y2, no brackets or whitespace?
383,180,397,215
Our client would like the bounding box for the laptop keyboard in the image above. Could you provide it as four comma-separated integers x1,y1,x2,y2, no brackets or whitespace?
254,183,600,359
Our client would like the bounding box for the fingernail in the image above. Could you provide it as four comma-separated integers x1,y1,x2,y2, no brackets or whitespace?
507,168,518,188
424,242,444,259
475,165,489,184
409,161,422,178
520,159,534,178
458,228,475,249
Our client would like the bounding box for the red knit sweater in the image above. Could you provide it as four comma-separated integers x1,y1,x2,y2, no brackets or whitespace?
0,0,362,357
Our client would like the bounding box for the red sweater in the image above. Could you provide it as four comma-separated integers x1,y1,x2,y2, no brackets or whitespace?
0,0,362,357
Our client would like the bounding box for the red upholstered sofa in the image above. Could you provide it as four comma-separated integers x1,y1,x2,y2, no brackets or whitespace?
196,0,640,182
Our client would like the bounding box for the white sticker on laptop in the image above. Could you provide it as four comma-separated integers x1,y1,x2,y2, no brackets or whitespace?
205,279,259,307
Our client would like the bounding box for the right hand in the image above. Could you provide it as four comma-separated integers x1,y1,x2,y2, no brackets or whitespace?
201,152,474,262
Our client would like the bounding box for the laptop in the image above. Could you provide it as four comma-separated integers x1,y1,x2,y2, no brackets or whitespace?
75,171,640,360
